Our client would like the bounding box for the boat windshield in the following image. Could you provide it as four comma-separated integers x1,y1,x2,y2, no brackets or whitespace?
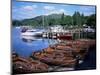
27,29,37,32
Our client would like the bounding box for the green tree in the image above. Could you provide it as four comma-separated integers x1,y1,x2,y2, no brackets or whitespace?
81,13,85,25
12,20,22,26
86,14,96,28
73,11,82,27
64,15,72,25
60,13,65,25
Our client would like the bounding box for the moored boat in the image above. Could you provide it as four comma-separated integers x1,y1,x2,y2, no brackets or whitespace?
21,29,44,37
57,33,73,40
13,56,49,74
32,47,77,67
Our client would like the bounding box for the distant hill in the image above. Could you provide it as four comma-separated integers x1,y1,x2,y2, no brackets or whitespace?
12,13,96,28
12,13,64,27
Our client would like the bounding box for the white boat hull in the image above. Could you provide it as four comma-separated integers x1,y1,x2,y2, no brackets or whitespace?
21,29,44,36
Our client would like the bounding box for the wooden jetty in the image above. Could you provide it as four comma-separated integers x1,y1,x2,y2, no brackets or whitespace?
42,28,82,40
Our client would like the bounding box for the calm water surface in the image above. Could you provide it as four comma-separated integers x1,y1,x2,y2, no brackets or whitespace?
12,27,58,57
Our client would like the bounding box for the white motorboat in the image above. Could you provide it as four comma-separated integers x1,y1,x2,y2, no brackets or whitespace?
83,26,95,33
21,29,44,36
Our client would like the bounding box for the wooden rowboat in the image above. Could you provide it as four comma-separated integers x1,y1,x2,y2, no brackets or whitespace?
13,57,49,74
32,48,77,67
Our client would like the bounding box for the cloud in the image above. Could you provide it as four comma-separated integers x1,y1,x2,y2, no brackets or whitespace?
59,9,66,13
21,5,38,11
44,6,55,11
12,5,38,20
44,8,67,15
43,5,67,15
22,6,33,11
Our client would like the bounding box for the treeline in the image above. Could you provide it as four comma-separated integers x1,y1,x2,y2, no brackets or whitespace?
12,11,96,28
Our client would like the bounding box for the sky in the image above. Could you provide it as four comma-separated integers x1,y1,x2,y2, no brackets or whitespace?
12,0,96,20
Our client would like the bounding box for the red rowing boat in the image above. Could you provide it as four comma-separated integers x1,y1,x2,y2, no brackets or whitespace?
57,33,73,40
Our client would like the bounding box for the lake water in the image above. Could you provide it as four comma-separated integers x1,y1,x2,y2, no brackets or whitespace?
12,27,58,57
12,27,96,70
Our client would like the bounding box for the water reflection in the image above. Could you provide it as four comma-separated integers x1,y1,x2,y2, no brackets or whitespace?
21,36,38,43
12,27,59,57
